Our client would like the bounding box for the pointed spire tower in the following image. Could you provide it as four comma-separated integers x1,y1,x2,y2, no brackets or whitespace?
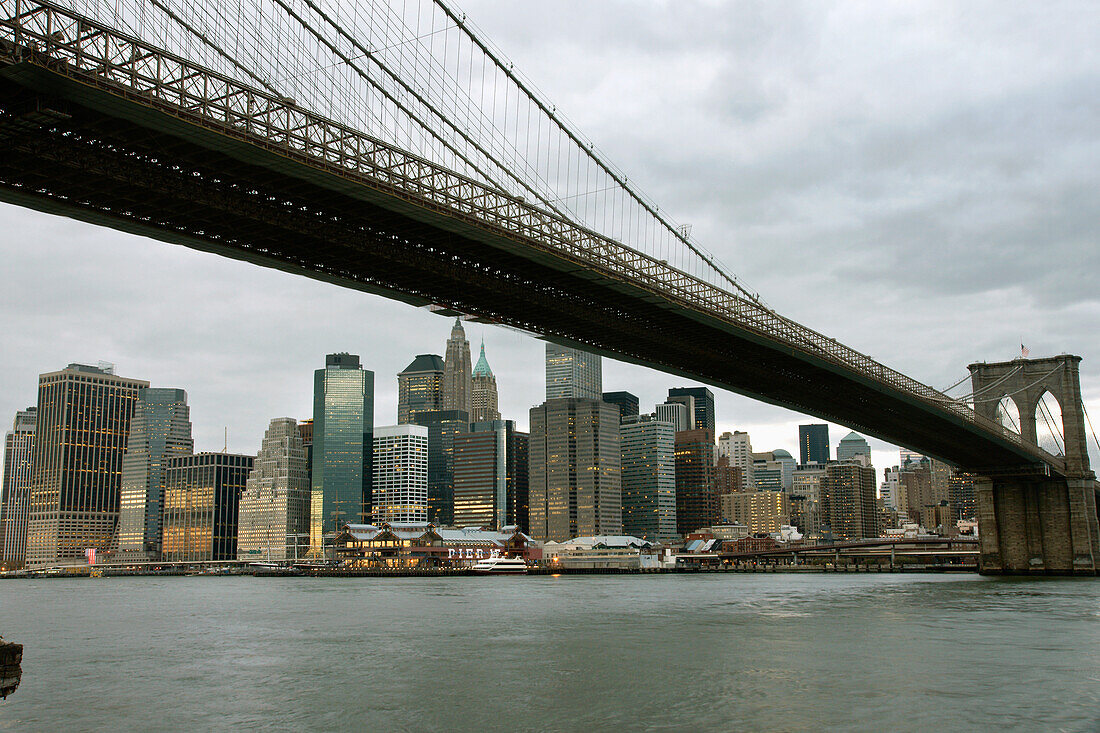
442,318,472,415
471,339,501,423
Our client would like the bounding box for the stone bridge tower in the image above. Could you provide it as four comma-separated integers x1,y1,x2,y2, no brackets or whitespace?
968,355,1098,574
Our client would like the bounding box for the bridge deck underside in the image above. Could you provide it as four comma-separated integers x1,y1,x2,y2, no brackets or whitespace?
0,67,1038,471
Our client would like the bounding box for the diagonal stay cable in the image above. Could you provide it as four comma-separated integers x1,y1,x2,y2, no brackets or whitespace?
285,0,573,222
147,0,281,95
433,0,762,303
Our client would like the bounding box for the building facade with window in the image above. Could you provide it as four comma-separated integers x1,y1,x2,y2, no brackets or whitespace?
25,363,148,569
162,452,253,562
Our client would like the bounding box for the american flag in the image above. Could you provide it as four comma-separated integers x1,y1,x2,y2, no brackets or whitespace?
1021,344,1030,358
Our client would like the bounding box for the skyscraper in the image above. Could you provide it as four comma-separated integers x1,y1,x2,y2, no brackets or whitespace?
237,418,311,562
0,407,36,570
470,342,501,423
443,319,472,414
410,408,469,525
675,429,718,536
799,424,830,464
836,431,872,465
453,420,529,531
718,431,754,491
601,392,639,423
397,354,444,424
162,452,253,562
26,363,148,568
620,414,677,542
665,394,695,432
821,462,879,541
118,388,193,560
311,353,373,554
667,387,715,435
529,398,621,541
655,401,691,432
545,344,602,400
373,424,429,524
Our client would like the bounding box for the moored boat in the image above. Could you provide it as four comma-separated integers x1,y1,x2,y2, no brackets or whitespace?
471,556,528,574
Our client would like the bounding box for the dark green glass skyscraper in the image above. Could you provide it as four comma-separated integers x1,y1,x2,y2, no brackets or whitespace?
310,353,373,555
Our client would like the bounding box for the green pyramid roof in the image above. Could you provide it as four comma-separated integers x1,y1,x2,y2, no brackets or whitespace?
472,342,493,377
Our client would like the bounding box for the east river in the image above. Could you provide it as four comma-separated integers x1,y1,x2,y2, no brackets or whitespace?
1,574,1098,731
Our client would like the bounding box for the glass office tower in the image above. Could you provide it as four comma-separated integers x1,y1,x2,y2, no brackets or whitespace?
310,353,374,555
25,363,148,568
545,344,602,400
118,388,193,559
397,354,444,424
799,424,831,465
0,407,36,569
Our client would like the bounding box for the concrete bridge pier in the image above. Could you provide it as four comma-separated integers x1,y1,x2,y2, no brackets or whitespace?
969,355,1099,575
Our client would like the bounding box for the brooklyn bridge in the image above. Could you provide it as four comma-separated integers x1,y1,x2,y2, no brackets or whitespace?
0,0,1095,574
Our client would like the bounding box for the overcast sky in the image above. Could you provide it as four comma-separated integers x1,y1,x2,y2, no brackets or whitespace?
1,1,1098,480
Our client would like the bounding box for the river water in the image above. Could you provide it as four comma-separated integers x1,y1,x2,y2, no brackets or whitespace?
1,573,1098,731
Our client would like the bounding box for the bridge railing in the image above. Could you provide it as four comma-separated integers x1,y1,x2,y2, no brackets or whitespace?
0,0,1055,467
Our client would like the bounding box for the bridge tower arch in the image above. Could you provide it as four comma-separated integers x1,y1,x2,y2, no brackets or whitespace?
967,355,1098,575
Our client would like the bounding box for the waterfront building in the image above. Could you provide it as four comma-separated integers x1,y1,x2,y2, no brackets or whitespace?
334,521,533,568
655,400,691,432
0,408,36,570
397,354,444,424
453,420,528,532
25,363,148,568
667,387,715,435
470,342,501,423
799,424,830,465
162,452,253,562
410,409,469,525
545,344,602,400
602,391,639,423
821,462,879,541
718,431,754,491
373,425,429,524
117,388,193,560
720,491,790,534
529,398,621,541
620,414,677,543
675,429,718,536
836,431,872,466
237,418,311,562
310,353,374,554
443,319,473,414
